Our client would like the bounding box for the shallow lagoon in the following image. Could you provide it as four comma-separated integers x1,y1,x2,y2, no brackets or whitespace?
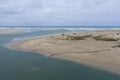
0,29,120,80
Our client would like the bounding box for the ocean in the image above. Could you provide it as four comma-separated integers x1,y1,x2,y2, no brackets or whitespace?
0,26,120,30
0,26,120,80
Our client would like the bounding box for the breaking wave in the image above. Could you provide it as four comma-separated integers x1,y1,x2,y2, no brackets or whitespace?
0,27,120,31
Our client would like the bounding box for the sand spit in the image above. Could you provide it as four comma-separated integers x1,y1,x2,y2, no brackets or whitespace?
0,30,25,34
8,30,120,75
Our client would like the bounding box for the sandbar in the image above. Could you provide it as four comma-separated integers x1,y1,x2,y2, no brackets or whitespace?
0,29,25,34
8,30,120,75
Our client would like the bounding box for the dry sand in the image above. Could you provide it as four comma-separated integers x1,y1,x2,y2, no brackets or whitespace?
8,30,120,75
0,30,25,34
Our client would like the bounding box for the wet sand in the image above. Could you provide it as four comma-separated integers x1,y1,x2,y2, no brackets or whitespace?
0,30,25,34
8,30,120,75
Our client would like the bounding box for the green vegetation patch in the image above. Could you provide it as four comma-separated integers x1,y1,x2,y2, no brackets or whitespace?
61,34,92,40
93,35,119,41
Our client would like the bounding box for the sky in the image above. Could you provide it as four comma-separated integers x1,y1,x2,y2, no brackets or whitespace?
0,0,120,26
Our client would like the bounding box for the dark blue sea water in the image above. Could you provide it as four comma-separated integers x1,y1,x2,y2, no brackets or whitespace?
0,26,120,80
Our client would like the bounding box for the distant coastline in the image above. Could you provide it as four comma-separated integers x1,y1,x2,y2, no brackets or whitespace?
7,30,120,75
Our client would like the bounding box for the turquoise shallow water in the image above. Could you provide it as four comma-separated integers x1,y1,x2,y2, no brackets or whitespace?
0,29,120,80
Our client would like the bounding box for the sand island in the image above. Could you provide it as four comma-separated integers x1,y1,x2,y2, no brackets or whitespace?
0,29,25,34
8,30,120,75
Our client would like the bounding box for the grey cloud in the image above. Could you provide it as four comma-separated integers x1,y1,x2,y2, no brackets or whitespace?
0,0,43,15
0,0,120,26
0,0,108,15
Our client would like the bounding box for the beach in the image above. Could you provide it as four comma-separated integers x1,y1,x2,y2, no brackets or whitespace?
0,29,25,34
8,30,120,75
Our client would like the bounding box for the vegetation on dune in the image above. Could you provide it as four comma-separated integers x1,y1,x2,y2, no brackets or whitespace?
66,35,85,40
117,44,120,47
93,35,119,41
115,42,120,48
60,34,92,40
61,34,66,36
53,33,120,42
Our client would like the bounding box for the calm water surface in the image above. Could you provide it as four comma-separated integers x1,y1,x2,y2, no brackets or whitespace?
0,30,120,80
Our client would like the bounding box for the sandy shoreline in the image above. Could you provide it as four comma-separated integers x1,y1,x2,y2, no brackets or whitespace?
7,30,120,75
0,29,25,34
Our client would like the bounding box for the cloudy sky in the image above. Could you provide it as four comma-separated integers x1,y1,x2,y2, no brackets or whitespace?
0,0,120,26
